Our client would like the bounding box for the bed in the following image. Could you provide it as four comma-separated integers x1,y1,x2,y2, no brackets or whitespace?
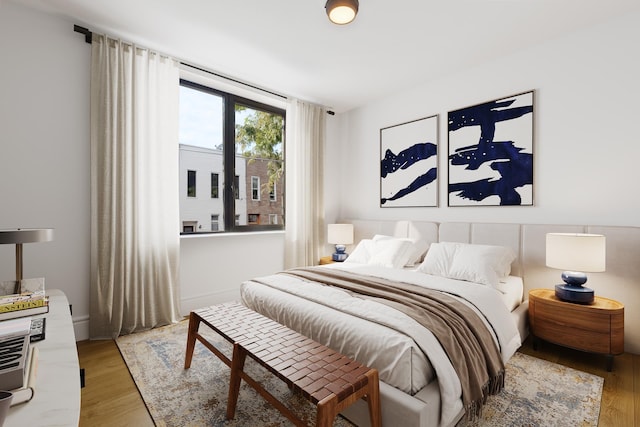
241,221,530,427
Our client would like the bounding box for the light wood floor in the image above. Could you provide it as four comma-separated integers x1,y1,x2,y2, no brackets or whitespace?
77,339,154,427
77,337,639,426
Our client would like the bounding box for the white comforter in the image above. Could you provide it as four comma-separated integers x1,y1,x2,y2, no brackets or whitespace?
240,263,521,427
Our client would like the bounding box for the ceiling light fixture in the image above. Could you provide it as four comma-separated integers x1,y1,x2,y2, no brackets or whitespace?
325,0,359,25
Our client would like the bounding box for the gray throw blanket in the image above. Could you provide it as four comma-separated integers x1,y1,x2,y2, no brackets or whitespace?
283,266,504,420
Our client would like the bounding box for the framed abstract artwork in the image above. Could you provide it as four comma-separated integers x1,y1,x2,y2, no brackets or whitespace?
380,115,438,207
448,90,534,206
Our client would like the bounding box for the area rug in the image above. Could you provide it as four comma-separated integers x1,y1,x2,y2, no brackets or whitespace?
458,352,603,427
116,320,603,427
116,319,355,426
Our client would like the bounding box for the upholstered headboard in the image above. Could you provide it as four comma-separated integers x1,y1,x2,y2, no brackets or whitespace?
345,219,640,354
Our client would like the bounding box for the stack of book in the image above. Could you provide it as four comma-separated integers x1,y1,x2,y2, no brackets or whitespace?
0,294,48,321
0,317,39,406
0,278,48,321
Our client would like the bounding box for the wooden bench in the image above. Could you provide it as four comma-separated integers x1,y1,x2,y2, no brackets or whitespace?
184,302,382,427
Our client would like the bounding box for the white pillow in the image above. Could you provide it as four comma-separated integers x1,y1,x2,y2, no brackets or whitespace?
368,238,414,268
344,239,375,264
372,235,429,266
417,242,516,286
415,242,457,277
344,238,414,268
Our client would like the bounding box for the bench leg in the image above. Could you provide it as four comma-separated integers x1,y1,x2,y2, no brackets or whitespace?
365,370,382,427
316,395,338,427
184,312,201,369
226,343,247,420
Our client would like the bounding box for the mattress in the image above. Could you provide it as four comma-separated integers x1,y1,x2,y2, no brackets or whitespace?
240,263,522,427
241,273,435,394
494,275,524,311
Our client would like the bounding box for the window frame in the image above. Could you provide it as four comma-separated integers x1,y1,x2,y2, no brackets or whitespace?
248,213,260,224
211,214,219,231
251,176,260,201
269,182,277,202
180,79,286,234
187,170,196,198
211,172,219,199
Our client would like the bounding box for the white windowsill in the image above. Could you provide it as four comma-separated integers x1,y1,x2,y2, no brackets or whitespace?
180,230,285,239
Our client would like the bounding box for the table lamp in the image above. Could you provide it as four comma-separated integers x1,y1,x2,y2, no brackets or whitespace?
545,232,605,304
328,224,354,262
0,228,54,294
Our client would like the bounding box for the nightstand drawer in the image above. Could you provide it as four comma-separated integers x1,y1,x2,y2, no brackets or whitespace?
533,318,611,354
534,301,610,333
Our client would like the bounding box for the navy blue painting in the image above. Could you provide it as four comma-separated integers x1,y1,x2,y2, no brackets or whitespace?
448,91,534,206
380,115,438,207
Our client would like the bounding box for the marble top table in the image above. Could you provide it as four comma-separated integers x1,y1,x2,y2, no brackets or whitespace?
4,289,81,426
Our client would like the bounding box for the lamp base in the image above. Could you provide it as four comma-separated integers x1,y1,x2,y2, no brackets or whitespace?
332,244,348,262
555,284,594,304
332,252,348,262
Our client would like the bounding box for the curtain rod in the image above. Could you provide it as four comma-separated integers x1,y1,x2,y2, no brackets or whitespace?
73,25,335,114
74,24,92,43
180,63,286,100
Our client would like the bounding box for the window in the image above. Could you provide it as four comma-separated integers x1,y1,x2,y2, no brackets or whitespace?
182,221,197,233
179,79,285,233
251,176,260,200
211,214,219,231
269,183,276,202
211,173,219,198
187,170,196,197
269,214,278,224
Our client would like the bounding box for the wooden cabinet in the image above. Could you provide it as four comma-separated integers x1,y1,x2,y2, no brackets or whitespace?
528,288,624,371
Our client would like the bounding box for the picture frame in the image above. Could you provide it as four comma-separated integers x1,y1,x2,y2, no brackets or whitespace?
448,90,534,206
380,115,439,208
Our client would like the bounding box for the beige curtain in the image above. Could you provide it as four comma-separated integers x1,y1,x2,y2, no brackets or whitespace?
284,100,326,268
89,35,182,338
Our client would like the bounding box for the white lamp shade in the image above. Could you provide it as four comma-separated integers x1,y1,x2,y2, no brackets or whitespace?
546,233,605,272
327,224,354,245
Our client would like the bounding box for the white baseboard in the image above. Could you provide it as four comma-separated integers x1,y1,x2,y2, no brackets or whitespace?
72,290,239,342
180,289,240,316
73,315,90,341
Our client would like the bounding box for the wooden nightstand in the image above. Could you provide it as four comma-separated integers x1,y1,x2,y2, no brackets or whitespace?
319,256,336,265
528,288,624,371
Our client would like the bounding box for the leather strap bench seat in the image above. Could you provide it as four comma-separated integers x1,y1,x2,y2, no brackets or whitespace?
184,302,382,427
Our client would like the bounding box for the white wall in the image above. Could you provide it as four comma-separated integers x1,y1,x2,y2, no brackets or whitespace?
179,232,285,313
0,1,92,334
0,2,286,341
328,11,640,227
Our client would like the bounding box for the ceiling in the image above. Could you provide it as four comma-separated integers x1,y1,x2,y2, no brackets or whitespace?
14,0,640,112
